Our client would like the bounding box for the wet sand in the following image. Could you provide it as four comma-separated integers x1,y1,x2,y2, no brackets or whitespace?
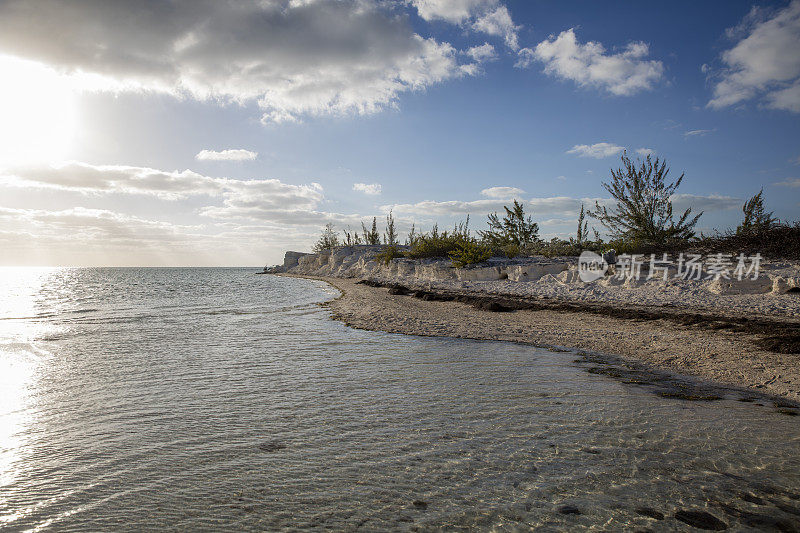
284,274,800,402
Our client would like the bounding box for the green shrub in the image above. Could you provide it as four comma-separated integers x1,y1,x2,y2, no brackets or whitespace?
449,241,492,267
313,223,340,253
375,244,402,265
692,222,800,259
525,238,581,258
479,200,539,247
500,243,521,258
737,189,775,235
404,219,472,259
405,234,468,259
590,153,701,246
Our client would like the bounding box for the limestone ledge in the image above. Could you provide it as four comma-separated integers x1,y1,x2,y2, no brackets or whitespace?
268,245,800,296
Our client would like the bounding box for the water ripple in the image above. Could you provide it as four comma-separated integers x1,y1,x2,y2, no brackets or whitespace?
0,268,797,531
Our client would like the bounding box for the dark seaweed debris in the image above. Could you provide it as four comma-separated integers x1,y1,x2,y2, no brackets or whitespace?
357,279,800,355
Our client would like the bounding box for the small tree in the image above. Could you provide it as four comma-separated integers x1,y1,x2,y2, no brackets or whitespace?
343,226,356,246
453,214,470,239
384,210,398,246
479,200,539,247
406,222,418,246
361,217,380,245
313,223,340,252
590,153,701,245
575,203,588,245
737,189,775,234
449,241,492,267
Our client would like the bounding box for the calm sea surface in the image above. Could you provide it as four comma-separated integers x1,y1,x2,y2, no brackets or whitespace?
0,267,798,531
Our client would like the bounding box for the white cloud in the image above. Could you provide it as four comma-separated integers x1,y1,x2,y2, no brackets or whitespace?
636,148,656,157
411,0,520,50
387,194,740,221
0,205,332,266
465,43,497,62
353,182,382,195
684,128,715,137
196,149,258,161
471,5,519,50
518,29,664,95
480,186,524,198
776,177,800,187
566,142,625,159
708,1,800,112
556,175,567,181
670,194,740,213
0,0,479,123
0,206,204,258
387,196,600,218
1,161,225,200
1,161,326,218
0,161,401,234
411,0,491,23
766,81,800,112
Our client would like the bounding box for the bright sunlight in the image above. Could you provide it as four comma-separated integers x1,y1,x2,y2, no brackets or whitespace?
0,55,77,166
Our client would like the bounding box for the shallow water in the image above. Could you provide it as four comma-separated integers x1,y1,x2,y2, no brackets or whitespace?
0,267,798,531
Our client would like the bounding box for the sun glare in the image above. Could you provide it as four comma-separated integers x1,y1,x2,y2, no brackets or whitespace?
0,55,78,166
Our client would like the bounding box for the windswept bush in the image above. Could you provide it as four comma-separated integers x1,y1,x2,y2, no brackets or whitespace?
499,243,521,258
384,210,398,246
479,200,539,247
737,189,775,235
574,204,589,246
449,241,492,267
375,244,402,265
405,233,471,259
405,219,472,259
313,223,340,253
523,237,608,258
591,153,701,246
361,218,381,245
693,222,800,259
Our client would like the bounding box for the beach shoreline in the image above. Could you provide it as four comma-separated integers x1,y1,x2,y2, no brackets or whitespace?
279,273,800,403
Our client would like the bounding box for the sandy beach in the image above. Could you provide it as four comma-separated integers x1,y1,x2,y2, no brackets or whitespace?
284,273,800,403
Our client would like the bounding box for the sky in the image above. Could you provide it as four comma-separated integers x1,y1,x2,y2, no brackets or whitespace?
0,0,798,267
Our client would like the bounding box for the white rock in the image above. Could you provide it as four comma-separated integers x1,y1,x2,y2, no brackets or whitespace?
415,264,456,281
507,263,568,282
455,265,503,281
707,276,773,295
772,276,800,294
556,269,582,284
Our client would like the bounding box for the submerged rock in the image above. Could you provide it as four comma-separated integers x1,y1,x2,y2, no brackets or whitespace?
388,286,411,295
739,493,766,505
258,441,287,452
674,510,728,530
635,507,664,520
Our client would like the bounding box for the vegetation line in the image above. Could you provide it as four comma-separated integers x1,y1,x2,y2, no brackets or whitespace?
312,153,799,263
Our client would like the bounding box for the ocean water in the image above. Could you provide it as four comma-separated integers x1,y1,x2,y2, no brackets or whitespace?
0,267,798,531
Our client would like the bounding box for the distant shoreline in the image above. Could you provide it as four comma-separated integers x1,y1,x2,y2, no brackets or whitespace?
278,273,800,404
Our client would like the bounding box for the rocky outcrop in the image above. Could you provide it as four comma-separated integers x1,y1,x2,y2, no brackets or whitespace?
278,246,800,296
283,251,310,270
507,263,568,281
284,245,573,283
707,276,773,295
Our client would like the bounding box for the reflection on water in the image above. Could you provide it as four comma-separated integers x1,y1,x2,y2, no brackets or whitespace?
0,268,798,531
